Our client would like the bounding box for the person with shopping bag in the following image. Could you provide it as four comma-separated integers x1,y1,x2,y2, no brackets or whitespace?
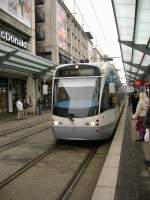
132,92,149,141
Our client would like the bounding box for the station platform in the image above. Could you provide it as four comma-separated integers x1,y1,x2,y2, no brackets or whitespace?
92,103,150,200
0,104,150,200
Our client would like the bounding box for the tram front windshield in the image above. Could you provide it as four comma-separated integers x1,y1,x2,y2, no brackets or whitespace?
53,77,101,118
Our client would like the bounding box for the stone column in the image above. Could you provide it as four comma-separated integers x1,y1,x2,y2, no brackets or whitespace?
26,77,37,113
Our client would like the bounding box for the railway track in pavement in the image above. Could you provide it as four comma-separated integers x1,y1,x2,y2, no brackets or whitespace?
56,147,98,200
0,118,49,137
0,144,57,189
0,139,111,200
0,122,50,150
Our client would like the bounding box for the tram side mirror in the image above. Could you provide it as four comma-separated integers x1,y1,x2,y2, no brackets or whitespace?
109,83,115,93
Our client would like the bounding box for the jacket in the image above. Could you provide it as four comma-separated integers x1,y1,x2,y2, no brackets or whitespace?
16,100,23,111
132,98,149,119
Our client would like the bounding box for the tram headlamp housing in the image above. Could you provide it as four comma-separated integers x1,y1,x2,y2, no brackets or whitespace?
75,65,79,69
90,121,96,126
54,120,59,126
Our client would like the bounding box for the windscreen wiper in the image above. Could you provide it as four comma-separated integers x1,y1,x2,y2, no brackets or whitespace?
67,113,74,121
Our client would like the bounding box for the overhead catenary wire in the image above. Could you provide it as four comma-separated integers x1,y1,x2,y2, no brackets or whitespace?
63,0,104,55
88,0,111,53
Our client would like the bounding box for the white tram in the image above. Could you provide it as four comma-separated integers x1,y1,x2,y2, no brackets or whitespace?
50,62,126,140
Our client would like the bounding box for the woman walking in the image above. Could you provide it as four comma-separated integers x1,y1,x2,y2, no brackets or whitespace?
132,92,149,141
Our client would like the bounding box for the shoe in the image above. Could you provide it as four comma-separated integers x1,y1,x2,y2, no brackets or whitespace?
144,160,150,167
136,139,144,142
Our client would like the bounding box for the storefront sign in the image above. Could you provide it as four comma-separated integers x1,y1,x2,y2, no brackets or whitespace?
0,28,30,51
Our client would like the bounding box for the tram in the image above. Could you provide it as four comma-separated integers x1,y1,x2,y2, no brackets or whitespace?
50,61,126,140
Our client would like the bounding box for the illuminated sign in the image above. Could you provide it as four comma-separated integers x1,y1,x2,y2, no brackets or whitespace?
143,80,149,86
134,80,141,87
134,80,149,87
0,29,30,51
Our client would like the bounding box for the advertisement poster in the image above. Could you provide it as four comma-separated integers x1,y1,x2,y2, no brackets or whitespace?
57,3,67,51
0,0,31,28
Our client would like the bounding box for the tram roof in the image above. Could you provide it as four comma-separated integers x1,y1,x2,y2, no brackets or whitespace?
111,0,150,84
0,40,56,78
54,62,117,76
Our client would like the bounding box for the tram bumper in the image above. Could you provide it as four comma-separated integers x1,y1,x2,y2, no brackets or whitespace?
52,126,106,140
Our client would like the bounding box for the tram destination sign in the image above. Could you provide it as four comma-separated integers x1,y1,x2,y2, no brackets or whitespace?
0,28,30,51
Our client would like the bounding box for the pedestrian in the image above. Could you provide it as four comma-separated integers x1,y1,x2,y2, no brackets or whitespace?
16,98,24,120
37,97,43,115
128,93,131,106
23,97,28,119
144,105,150,166
131,91,139,114
132,92,149,141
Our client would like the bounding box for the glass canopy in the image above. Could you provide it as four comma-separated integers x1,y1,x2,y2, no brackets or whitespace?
112,0,150,84
0,40,56,77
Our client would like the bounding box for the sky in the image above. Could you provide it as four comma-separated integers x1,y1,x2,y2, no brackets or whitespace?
63,0,126,84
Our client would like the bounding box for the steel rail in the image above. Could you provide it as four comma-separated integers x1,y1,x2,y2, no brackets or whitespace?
0,118,49,137
0,126,50,150
56,147,98,200
0,144,56,189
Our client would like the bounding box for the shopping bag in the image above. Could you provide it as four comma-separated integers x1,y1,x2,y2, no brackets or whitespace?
144,129,150,142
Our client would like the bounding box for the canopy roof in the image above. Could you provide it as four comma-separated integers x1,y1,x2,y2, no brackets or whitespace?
111,0,150,84
0,40,56,78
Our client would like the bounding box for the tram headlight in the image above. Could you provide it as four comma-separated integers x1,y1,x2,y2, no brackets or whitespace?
54,120,59,126
90,121,96,126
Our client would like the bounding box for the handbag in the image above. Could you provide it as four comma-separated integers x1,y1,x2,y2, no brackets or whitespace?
144,128,150,142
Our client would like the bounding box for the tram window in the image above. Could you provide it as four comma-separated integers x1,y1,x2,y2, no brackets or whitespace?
56,65,101,77
100,75,115,113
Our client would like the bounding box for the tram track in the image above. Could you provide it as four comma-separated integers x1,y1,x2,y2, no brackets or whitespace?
0,125,50,150
0,144,57,189
0,143,99,195
0,118,49,137
0,140,111,200
56,146,98,200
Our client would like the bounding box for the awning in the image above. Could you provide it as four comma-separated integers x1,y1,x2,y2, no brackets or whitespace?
0,40,56,77
111,0,150,83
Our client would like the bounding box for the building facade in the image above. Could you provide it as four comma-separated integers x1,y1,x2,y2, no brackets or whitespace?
0,0,55,113
36,0,102,64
